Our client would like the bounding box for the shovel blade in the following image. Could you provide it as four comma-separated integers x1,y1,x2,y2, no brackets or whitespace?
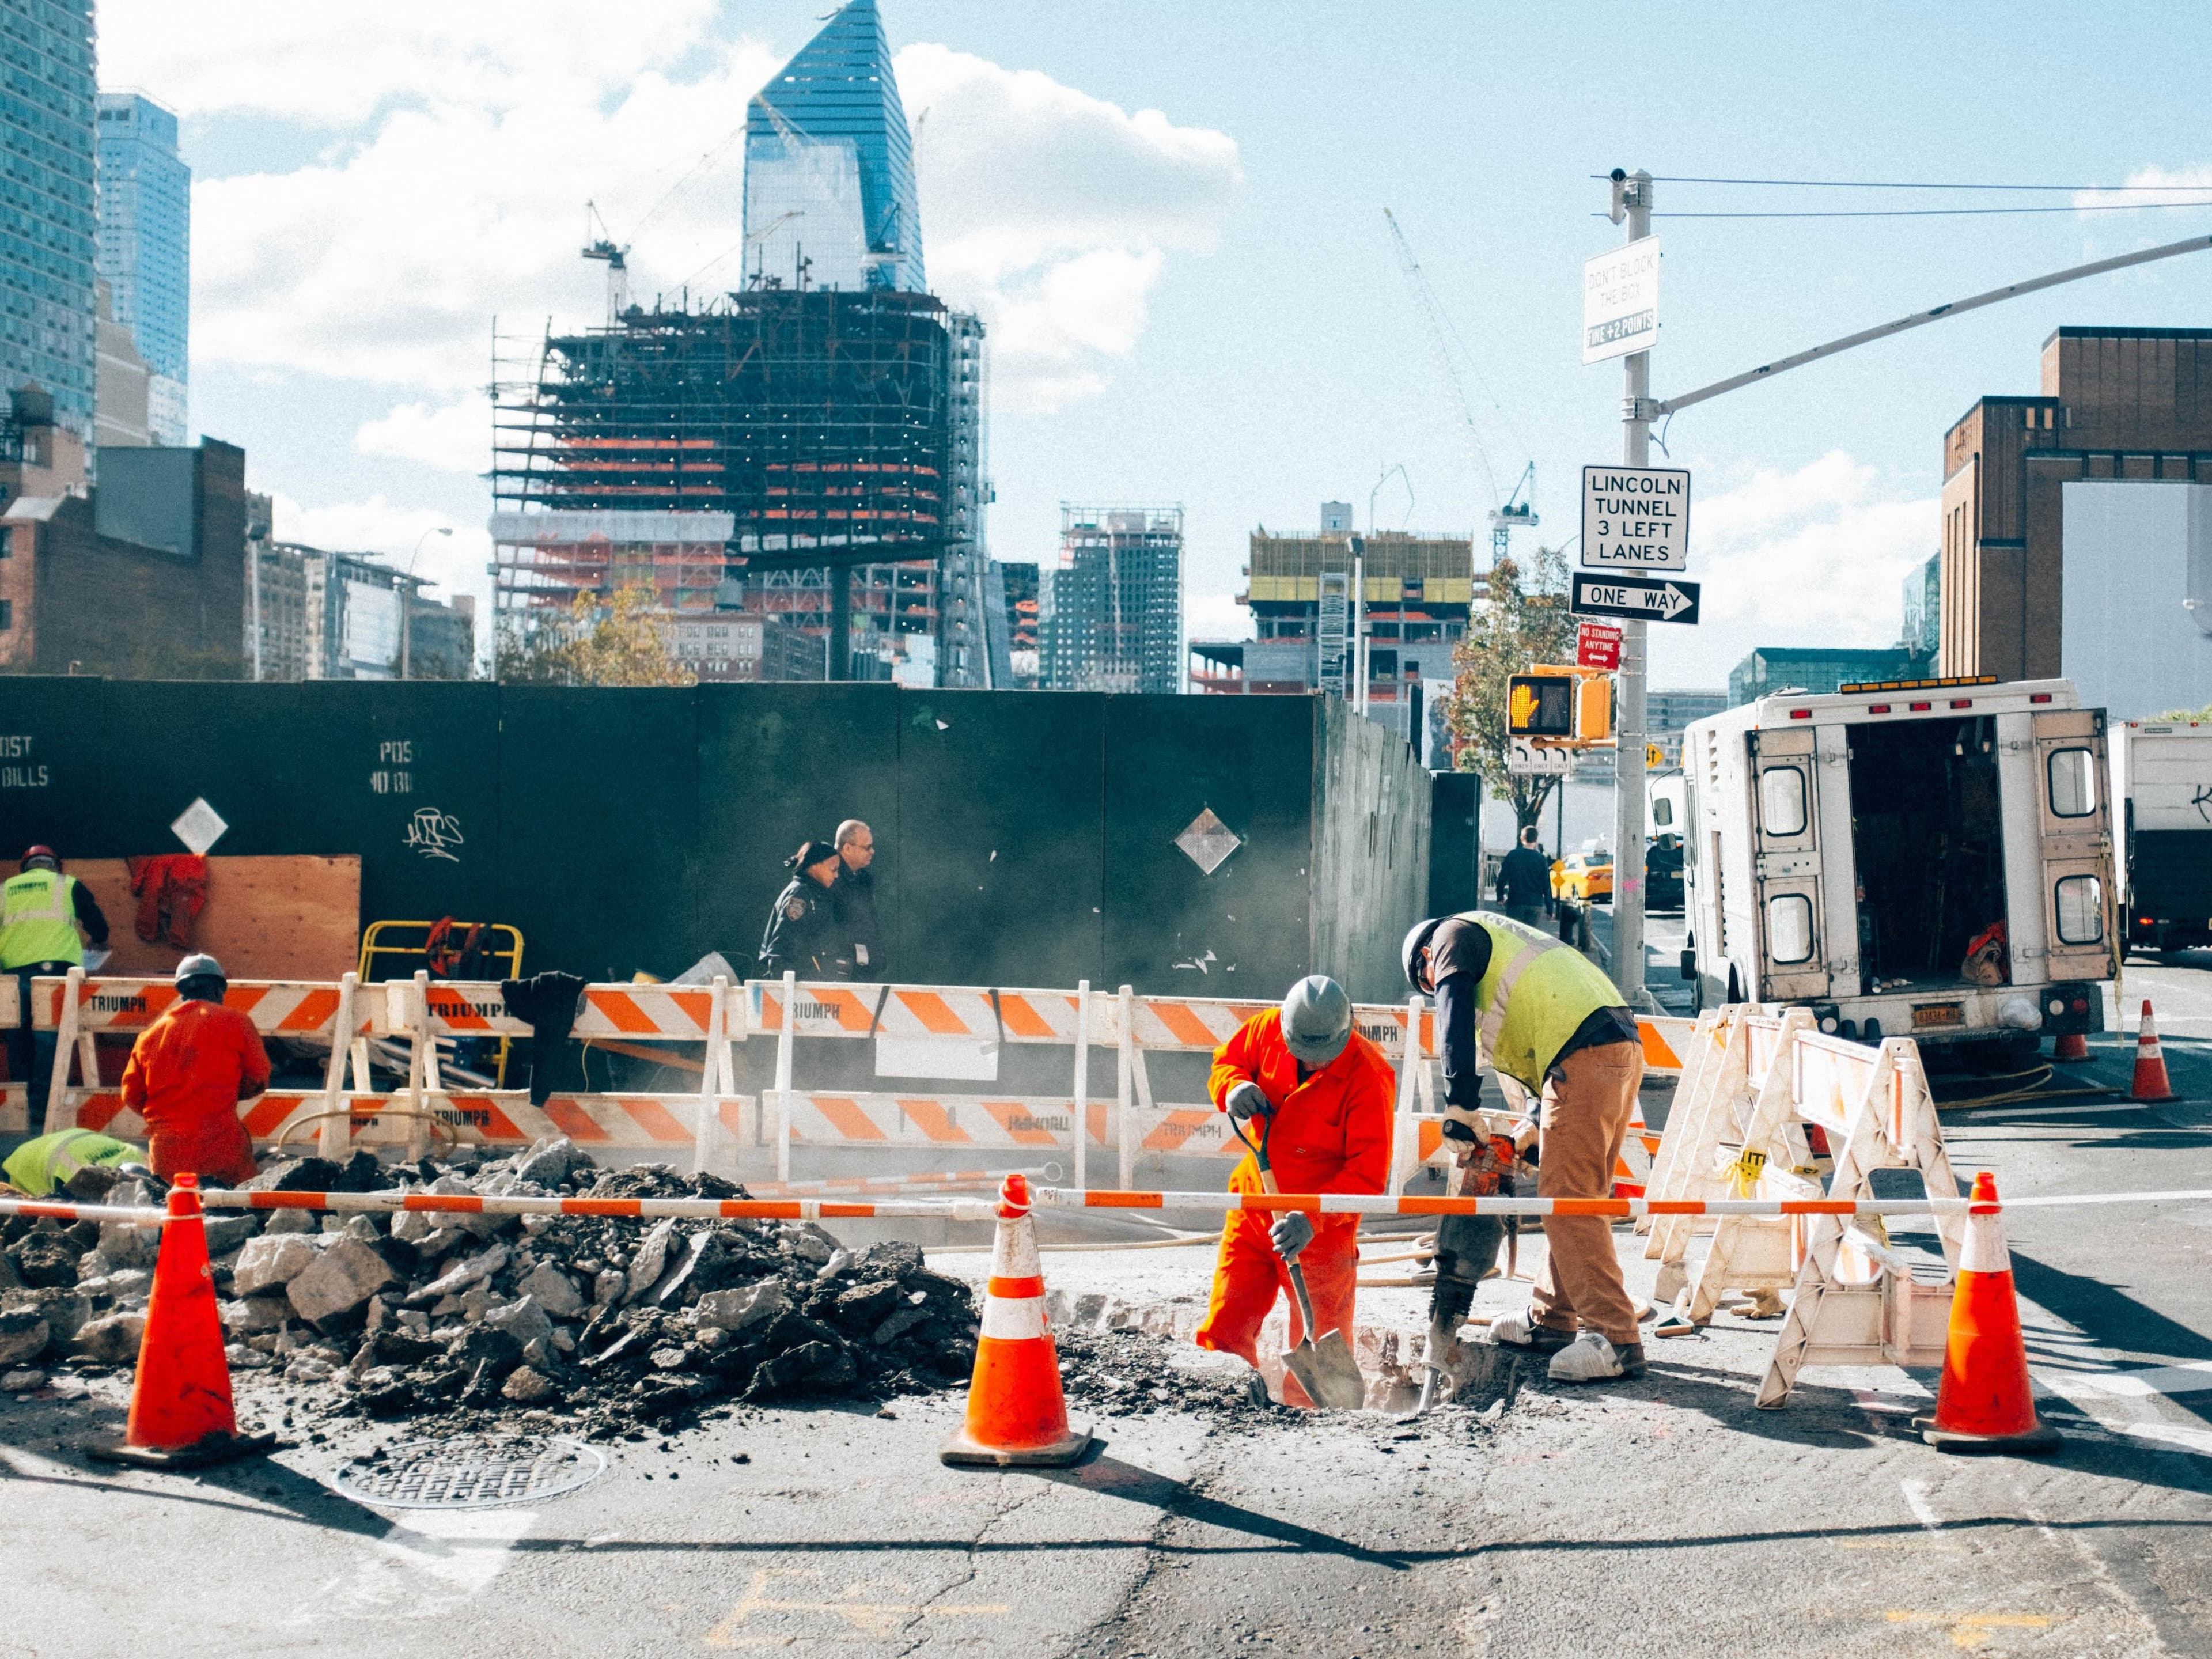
1290,1331,1368,1411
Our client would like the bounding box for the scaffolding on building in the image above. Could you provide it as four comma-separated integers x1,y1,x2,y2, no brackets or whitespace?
488,289,955,673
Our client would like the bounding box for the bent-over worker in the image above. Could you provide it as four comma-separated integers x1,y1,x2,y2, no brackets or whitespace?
119,953,267,1186
1404,911,1646,1382
757,839,851,980
2,845,110,1135
1195,975,1393,1406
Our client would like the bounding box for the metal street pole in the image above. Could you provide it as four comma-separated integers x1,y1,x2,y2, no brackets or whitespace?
1609,168,1653,1007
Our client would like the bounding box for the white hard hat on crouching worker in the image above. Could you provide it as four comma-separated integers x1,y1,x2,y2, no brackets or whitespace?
1279,975,1352,1066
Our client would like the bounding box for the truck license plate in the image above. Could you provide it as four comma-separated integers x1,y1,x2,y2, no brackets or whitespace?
1912,1002,1964,1029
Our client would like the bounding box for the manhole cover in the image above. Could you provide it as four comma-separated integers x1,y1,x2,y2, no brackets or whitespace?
331,1437,606,1510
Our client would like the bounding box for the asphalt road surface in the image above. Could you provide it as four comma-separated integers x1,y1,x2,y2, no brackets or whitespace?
6,961,2211,1656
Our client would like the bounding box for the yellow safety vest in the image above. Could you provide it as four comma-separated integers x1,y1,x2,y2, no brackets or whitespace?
1454,910,1631,1092
0,869,82,971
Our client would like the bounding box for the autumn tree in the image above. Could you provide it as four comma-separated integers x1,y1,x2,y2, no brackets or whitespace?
1442,544,1581,834
495,585,697,687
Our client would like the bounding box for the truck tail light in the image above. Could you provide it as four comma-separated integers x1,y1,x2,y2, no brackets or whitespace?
1909,701,1931,711
1789,709,1812,720
2029,692,2054,703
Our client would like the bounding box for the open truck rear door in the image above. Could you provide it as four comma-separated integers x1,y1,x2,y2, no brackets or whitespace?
1749,725,1828,999
2033,707,2116,981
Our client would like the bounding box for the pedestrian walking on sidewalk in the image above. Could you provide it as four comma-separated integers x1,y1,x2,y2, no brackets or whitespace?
759,839,851,980
1194,975,1393,1406
119,954,267,1186
1495,826,1555,931
1404,910,1646,1382
2,844,109,1135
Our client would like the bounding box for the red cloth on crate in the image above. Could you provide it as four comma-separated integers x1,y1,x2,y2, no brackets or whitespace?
128,854,210,950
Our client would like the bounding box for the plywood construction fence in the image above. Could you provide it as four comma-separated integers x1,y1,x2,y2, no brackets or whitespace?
68,855,361,982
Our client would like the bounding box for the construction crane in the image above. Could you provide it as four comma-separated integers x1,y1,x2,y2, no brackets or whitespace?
581,201,630,324
1383,208,1534,567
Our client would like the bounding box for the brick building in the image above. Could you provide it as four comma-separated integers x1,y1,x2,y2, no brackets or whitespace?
0,394,248,677
1940,327,2212,690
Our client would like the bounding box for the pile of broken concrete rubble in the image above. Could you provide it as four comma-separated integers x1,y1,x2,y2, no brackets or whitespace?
1,1138,980,1436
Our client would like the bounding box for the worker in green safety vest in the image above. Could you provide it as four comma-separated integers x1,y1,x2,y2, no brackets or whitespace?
2,846,111,1136
1403,909,1647,1384
1,1128,142,1196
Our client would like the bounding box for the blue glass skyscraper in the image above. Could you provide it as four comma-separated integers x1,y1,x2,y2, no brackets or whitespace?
96,92,190,446
744,0,925,293
0,2,96,439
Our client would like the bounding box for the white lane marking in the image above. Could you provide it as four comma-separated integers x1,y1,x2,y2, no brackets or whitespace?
1899,1478,1943,1533
1948,1102,2143,1120
2037,1360,2212,1402
2119,1420,2212,1459
296,1508,538,1621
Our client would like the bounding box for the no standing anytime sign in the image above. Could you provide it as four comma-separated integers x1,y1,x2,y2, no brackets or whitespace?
1581,465,1691,572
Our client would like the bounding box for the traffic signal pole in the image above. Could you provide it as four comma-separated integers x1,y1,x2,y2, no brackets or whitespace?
1610,168,1654,1009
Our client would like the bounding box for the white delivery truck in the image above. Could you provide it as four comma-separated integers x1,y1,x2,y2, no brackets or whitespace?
2110,719,2212,956
1680,676,2114,1058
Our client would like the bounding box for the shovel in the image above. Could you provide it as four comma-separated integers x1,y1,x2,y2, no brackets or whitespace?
1240,1112,1367,1411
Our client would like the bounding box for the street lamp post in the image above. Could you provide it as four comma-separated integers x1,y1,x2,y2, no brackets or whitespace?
401,527,453,680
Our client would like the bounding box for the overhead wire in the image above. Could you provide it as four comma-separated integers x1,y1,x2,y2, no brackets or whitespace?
1633,199,2212,220
1586,173,2207,192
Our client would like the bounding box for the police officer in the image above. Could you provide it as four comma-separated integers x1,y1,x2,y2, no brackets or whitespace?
759,839,851,980
2,846,109,1135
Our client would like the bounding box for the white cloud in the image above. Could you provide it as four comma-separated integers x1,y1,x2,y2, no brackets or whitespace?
357,397,493,475
165,23,1237,421
1187,590,1253,643
897,43,1240,413
99,0,720,124
1648,451,1934,686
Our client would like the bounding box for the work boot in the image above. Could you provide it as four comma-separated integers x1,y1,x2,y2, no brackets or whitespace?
1547,1333,1646,1384
1488,1310,1574,1353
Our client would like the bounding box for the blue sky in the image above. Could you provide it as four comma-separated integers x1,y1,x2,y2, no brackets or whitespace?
109,0,2212,686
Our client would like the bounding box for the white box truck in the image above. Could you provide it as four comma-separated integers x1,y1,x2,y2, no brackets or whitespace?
1681,676,2114,1058
2110,719,2212,955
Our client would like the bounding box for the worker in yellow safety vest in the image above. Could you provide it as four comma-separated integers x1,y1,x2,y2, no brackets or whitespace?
2,846,110,1135
1402,909,1646,1384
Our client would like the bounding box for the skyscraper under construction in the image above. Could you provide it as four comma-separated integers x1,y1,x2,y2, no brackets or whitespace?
489,0,991,685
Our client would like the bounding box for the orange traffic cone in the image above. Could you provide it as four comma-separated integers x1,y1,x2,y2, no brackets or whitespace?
2131,1000,2176,1103
941,1173,1093,1468
89,1174,276,1469
2051,1032,2089,1062
1914,1172,2061,1456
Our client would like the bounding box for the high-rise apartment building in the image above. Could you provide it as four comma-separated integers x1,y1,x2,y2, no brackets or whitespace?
1041,506,1184,694
743,0,924,295
0,3,97,440
96,92,190,446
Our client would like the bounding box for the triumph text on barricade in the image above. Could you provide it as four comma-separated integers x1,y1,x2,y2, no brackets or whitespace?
1581,465,1691,571
1571,571,1702,627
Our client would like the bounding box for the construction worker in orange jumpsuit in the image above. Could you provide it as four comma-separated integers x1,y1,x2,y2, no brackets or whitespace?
119,954,268,1186
1195,975,1393,1406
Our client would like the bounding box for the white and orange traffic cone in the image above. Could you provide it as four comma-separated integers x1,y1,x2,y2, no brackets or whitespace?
89,1174,276,1469
2131,1000,2176,1103
1914,1172,2061,1456
940,1173,1093,1469
2051,1032,2089,1062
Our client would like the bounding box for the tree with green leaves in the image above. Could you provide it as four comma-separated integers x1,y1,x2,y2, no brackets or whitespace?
495,584,698,687
1443,544,1581,836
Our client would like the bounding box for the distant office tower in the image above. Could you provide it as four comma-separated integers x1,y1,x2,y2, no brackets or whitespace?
938,310,991,685
96,92,190,446
744,0,924,295
0,3,96,440
1042,506,1184,694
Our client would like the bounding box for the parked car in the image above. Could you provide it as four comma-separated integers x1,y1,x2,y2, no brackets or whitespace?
1645,838,1685,911
1554,851,1613,904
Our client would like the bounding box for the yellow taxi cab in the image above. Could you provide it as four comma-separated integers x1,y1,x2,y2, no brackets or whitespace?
1553,850,1613,904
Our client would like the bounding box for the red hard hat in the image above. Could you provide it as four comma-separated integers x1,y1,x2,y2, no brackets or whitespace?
20,845,58,872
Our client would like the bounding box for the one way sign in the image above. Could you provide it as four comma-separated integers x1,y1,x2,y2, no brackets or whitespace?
1570,571,1702,626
